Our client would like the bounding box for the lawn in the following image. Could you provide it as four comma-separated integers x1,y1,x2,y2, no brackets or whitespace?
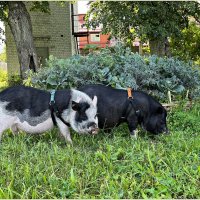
0,97,199,198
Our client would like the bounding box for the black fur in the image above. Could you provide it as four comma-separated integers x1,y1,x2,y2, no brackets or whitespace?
74,102,90,123
79,84,168,135
0,85,71,116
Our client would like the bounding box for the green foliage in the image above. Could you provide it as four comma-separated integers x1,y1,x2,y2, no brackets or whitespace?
0,2,8,22
28,45,200,101
82,44,100,55
28,1,50,13
85,2,200,43
0,2,51,22
170,22,200,65
8,74,23,87
0,103,199,198
0,69,8,89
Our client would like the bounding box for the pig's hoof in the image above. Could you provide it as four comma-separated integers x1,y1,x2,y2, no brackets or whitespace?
130,130,138,139
67,143,72,148
66,138,73,146
130,134,137,140
66,142,73,148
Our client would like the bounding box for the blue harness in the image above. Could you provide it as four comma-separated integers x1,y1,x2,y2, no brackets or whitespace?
49,90,71,127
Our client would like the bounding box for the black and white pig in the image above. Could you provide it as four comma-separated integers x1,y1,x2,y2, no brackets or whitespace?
0,85,99,144
79,84,169,137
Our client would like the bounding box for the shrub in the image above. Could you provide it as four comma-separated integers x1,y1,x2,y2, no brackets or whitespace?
170,22,200,65
8,74,23,87
0,70,23,89
0,69,8,89
27,45,200,102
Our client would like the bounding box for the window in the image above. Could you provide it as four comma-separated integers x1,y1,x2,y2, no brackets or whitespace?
36,47,49,67
90,34,100,42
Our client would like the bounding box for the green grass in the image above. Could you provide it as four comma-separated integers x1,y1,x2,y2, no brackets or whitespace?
0,93,199,198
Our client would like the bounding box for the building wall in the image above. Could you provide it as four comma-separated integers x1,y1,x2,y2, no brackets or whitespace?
77,14,110,51
5,25,20,75
79,34,110,49
6,2,75,75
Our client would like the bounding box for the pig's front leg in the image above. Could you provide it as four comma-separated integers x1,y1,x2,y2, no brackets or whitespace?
11,125,19,134
127,115,138,139
56,118,72,144
130,129,139,139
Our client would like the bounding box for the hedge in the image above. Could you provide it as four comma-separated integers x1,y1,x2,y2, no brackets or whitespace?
26,45,200,102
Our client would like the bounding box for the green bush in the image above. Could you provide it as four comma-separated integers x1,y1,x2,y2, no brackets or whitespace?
27,45,200,102
8,74,23,87
0,70,23,90
0,69,8,89
170,22,200,65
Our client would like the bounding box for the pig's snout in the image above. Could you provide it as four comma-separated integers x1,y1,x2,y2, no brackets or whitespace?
87,122,99,135
87,122,97,129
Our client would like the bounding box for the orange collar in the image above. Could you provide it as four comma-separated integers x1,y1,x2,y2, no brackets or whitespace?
127,88,133,99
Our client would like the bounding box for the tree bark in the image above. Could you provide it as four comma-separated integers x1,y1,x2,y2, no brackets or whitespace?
8,1,38,79
149,38,166,56
149,37,171,57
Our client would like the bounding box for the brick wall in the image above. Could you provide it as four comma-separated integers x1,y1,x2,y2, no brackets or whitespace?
6,2,76,75
77,14,110,51
5,24,20,75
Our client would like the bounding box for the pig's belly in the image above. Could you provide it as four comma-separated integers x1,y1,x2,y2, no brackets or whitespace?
15,117,54,134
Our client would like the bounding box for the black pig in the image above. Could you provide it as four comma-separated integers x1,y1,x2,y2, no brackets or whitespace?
79,84,169,137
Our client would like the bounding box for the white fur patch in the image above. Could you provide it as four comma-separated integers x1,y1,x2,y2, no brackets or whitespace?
0,101,54,135
68,90,98,133
16,117,53,134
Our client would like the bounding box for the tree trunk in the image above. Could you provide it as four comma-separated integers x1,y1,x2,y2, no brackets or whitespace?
149,37,171,57
8,1,38,79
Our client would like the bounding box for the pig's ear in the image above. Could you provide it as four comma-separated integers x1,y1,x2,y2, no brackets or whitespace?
76,97,82,103
92,95,98,106
72,101,80,111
